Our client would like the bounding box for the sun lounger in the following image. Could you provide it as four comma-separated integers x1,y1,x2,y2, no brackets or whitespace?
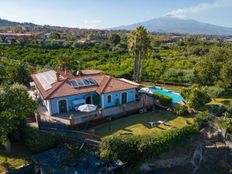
148,122,157,127
148,120,167,127
157,120,165,124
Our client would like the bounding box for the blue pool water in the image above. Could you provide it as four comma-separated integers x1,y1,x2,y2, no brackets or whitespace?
149,86,184,103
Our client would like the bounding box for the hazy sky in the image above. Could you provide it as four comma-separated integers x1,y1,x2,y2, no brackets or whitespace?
0,0,232,29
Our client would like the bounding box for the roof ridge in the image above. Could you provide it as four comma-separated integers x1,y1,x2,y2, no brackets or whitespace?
96,75,111,94
102,76,112,93
45,79,68,99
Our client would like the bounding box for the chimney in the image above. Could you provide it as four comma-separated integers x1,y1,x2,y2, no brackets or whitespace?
56,72,60,82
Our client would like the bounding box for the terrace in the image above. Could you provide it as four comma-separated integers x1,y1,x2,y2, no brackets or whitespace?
37,94,154,126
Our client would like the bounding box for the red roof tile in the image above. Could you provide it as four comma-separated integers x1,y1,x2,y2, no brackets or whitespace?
96,76,111,94
31,74,67,99
32,70,138,99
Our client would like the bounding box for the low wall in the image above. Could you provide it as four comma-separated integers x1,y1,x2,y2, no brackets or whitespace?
38,97,154,130
143,80,191,87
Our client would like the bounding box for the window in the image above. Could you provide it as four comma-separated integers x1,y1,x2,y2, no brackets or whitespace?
107,95,112,103
121,92,127,104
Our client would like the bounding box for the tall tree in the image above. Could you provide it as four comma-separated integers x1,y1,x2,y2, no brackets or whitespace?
128,26,151,82
56,54,73,73
220,59,232,88
181,85,211,110
194,47,232,87
0,84,37,151
7,61,31,86
109,33,121,46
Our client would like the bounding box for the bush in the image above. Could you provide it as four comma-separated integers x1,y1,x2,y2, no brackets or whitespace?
208,104,227,116
21,127,63,152
194,112,212,128
154,93,172,107
172,105,189,115
100,125,197,164
207,86,225,99
181,85,211,110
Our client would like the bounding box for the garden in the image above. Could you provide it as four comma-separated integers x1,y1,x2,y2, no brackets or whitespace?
94,110,194,137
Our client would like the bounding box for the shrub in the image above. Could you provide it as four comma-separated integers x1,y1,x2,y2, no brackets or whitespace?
100,125,197,164
21,127,63,152
207,86,225,99
154,93,172,107
172,105,189,115
194,112,212,128
208,104,227,116
181,85,211,110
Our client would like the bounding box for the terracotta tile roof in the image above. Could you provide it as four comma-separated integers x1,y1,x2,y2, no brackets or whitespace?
48,75,105,99
81,70,102,76
31,74,67,99
32,70,138,99
102,77,138,94
96,76,111,94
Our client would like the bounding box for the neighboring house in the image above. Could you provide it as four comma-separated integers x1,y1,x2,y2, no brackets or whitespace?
0,32,41,43
31,70,139,116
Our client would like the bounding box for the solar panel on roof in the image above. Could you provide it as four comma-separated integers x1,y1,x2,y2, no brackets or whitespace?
83,79,91,85
70,78,97,88
44,73,54,84
70,80,78,87
35,70,57,91
36,74,52,91
44,71,56,84
76,79,85,87
88,78,97,85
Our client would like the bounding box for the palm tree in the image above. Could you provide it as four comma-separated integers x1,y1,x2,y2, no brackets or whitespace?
128,30,139,82
128,26,151,82
56,54,72,74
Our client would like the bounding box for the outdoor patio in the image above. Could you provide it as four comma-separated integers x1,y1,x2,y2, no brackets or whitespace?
36,94,154,126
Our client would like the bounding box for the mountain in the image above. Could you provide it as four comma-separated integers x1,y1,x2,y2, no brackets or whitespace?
0,18,39,28
112,16,232,35
0,18,69,33
0,18,21,27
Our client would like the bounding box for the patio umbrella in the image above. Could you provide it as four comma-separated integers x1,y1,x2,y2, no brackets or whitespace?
138,87,153,95
77,104,97,112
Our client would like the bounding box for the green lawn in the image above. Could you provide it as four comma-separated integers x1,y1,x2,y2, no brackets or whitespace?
140,82,185,93
94,110,193,137
0,143,31,173
208,98,232,106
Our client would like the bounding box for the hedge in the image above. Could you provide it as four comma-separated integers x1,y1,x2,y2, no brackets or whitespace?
172,105,189,116
21,127,63,153
100,124,198,164
194,112,212,129
154,93,172,107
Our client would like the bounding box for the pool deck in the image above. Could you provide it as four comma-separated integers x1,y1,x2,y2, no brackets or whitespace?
144,86,185,104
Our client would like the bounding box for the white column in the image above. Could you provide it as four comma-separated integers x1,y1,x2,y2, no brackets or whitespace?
47,100,52,115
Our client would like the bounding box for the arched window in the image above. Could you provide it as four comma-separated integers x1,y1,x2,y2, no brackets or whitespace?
107,95,112,103
58,99,67,113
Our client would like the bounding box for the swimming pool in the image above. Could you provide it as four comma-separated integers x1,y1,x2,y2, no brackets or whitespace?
149,86,184,103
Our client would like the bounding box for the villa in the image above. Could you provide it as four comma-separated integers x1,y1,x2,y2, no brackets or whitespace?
31,70,148,125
